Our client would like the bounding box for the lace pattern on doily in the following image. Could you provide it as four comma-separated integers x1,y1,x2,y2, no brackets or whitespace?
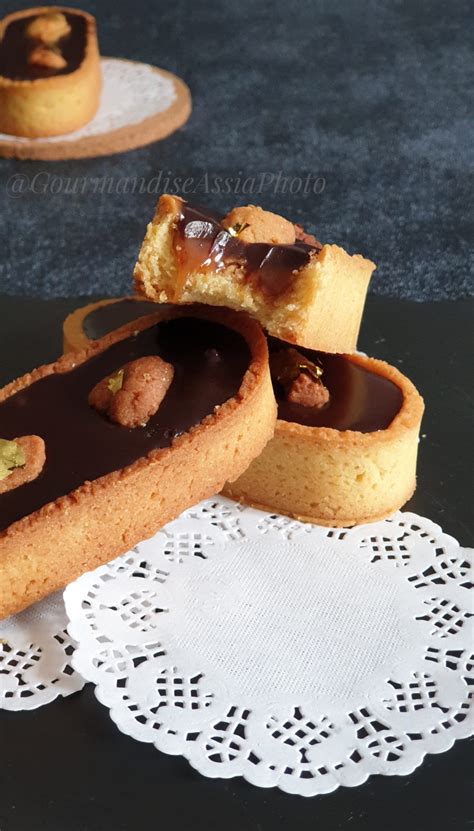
65,498,473,797
0,592,85,710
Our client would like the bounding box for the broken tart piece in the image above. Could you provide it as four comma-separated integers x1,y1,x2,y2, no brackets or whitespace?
0,6,100,137
224,340,424,526
134,195,375,352
0,305,276,618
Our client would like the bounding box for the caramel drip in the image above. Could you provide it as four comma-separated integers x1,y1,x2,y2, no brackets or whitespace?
173,204,320,298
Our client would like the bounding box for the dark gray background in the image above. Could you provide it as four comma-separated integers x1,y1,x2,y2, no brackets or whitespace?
0,0,472,300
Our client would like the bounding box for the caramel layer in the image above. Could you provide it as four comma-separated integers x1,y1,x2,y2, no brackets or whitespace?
174,203,320,299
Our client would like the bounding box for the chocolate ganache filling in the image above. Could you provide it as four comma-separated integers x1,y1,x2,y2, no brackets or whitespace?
269,338,403,432
174,204,321,299
0,13,86,81
0,317,250,532
83,299,159,340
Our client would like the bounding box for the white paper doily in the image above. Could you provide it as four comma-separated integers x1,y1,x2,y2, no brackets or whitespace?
64,497,473,797
0,592,84,711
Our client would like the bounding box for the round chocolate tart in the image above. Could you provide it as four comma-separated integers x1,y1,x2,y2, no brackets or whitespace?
224,340,424,527
63,297,158,352
0,6,101,138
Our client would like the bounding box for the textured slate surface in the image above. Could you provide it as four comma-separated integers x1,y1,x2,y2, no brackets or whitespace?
0,0,472,300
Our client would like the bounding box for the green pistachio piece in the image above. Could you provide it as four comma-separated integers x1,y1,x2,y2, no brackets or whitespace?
0,439,26,481
107,369,124,395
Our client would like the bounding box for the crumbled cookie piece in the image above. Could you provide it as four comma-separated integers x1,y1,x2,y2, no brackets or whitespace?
287,372,330,408
28,45,67,69
26,12,71,44
270,347,318,385
270,347,329,409
294,223,322,249
0,436,46,495
89,356,175,428
222,205,296,245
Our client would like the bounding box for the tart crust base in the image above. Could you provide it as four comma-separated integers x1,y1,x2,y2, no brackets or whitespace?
0,305,276,618
223,354,424,527
62,296,153,352
134,195,375,353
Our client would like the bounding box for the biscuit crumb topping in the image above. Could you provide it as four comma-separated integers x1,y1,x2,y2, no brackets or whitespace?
287,372,330,408
222,206,296,245
26,12,71,45
25,11,70,70
28,45,67,69
0,436,46,495
270,348,329,409
89,356,175,428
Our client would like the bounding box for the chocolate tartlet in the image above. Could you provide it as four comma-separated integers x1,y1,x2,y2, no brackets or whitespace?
134,195,375,353
0,306,276,618
0,6,100,137
224,340,424,526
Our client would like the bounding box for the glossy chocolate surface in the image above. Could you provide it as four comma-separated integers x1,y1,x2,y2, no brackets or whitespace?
83,299,159,340
0,13,86,81
0,318,250,532
269,338,403,432
174,204,320,298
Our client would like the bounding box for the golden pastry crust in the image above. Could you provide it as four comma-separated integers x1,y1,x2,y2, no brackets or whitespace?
63,296,155,353
134,195,375,353
0,6,100,138
224,354,424,527
0,305,277,618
